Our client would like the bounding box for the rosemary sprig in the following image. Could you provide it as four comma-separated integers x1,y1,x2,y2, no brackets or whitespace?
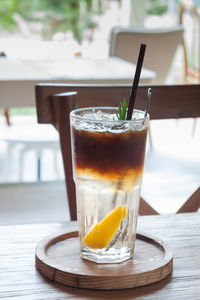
117,98,127,120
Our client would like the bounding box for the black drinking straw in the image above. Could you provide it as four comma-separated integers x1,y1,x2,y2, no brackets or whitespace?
126,44,146,120
111,44,147,210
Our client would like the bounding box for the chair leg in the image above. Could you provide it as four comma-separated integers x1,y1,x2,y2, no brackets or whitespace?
2,142,13,181
139,196,159,215
52,92,77,221
177,187,200,213
191,118,197,137
19,147,26,182
4,108,11,126
36,150,42,181
53,149,60,179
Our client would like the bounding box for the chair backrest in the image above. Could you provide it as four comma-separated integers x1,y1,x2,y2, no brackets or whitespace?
109,26,184,83
36,83,200,220
179,1,200,82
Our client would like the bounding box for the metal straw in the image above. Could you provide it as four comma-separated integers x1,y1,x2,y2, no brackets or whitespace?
144,88,152,117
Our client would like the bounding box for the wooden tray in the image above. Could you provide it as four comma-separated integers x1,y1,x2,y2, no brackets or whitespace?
35,230,173,290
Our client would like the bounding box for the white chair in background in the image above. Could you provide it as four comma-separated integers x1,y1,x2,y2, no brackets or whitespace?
1,123,61,181
179,0,200,83
109,25,184,83
109,25,184,148
179,1,200,137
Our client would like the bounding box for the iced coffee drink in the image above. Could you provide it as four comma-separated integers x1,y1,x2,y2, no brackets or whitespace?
70,107,149,263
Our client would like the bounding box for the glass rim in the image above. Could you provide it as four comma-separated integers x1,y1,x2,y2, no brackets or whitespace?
70,107,149,123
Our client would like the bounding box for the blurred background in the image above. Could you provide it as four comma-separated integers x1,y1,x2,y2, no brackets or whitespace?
0,0,199,222
0,0,184,69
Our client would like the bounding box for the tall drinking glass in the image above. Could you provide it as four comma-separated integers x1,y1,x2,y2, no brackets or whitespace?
70,107,149,263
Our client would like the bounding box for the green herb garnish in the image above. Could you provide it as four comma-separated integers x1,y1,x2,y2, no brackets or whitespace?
117,98,127,120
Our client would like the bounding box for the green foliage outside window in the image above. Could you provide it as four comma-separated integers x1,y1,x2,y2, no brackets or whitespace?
146,0,168,15
0,0,169,43
0,0,101,43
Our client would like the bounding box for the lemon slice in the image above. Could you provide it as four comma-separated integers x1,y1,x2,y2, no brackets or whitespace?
83,205,127,249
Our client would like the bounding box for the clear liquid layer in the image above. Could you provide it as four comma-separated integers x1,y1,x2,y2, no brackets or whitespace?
76,176,141,263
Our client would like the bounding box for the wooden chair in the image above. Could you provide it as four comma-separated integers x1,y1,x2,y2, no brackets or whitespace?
35,83,200,220
109,26,183,83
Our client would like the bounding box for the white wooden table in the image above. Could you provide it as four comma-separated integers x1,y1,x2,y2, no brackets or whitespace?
0,57,156,107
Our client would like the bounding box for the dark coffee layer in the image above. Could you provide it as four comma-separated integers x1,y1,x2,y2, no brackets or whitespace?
72,127,147,178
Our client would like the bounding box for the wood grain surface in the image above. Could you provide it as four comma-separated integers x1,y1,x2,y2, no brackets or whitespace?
35,231,173,290
1,213,200,299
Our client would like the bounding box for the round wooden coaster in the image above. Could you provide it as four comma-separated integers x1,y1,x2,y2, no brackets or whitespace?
35,230,173,290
